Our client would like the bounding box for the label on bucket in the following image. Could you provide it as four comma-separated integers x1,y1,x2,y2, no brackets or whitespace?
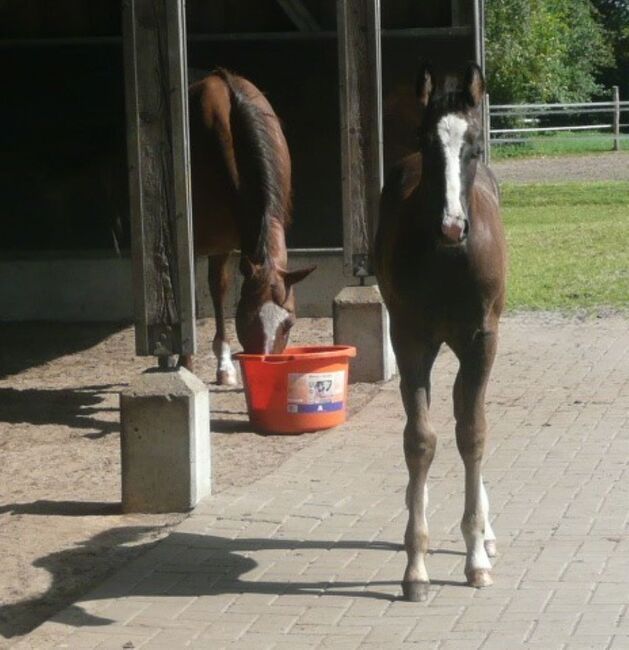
287,371,345,414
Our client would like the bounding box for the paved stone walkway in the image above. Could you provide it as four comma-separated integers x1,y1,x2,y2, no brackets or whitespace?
14,315,629,649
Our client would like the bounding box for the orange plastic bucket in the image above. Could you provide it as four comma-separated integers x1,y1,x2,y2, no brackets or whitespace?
235,345,357,434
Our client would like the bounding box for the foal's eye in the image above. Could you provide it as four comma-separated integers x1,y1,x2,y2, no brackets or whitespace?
471,144,483,159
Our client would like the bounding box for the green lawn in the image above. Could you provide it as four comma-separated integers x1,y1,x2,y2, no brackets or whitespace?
501,181,629,312
492,132,629,160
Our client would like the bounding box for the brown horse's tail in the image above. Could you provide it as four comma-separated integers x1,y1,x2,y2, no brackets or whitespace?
213,68,290,264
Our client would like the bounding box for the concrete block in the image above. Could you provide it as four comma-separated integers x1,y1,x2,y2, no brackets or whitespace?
120,367,210,513
332,285,396,383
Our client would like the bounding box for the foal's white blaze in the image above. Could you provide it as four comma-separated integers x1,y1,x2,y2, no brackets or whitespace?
259,301,290,353
437,114,468,227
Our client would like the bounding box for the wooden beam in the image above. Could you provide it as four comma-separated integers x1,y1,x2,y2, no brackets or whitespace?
122,0,196,358
276,0,320,32
337,0,383,279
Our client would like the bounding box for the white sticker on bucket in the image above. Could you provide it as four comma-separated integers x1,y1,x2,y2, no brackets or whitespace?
287,371,345,414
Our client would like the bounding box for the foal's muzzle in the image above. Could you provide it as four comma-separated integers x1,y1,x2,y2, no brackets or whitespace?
441,216,469,244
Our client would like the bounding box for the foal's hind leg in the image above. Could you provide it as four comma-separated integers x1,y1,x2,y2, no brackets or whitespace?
395,333,440,602
452,327,499,588
208,254,237,386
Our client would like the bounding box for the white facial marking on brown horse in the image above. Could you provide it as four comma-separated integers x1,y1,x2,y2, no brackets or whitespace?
259,301,290,353
437,114,468,226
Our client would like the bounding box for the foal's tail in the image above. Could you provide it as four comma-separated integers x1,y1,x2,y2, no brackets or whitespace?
214,68,291,262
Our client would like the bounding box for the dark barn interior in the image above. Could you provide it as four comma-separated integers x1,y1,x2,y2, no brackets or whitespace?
0,1,477,254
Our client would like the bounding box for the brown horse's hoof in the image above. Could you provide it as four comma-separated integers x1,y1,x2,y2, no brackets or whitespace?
402,581,430,602
216,369,238,386
466,569,493,588
484,539,497,558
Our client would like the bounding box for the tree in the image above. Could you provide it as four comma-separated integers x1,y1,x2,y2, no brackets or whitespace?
590,0,629,96
485,0,614,103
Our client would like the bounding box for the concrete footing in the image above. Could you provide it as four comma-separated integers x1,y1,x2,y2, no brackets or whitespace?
333,285,396,384
120,367,210,513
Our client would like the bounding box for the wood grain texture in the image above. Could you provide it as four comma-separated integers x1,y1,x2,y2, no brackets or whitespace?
123,0,195,356
337,0,383,278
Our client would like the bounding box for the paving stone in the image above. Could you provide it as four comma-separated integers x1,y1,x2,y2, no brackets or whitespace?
15,315,629,650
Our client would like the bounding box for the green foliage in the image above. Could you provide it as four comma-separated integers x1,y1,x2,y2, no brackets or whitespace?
501,182,629,311
590,0,629,96
486,0,614,103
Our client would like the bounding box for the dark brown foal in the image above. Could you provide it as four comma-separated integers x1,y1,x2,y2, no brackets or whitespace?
375,61,506,601
186,69,314,384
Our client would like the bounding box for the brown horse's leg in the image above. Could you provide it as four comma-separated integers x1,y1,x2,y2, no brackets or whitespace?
394,329,440,602
452,325,499,588
209,254,237,386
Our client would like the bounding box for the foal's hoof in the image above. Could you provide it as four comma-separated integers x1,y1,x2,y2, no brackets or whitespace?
216,369,238,386
466,569,493,588
402,581,430,602
484,539,497,558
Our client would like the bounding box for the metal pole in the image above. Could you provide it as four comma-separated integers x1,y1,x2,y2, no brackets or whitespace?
612,86,620,152
484,93,491,165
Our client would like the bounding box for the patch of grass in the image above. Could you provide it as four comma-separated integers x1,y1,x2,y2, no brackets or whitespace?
501,181,629,312
492,131,629,160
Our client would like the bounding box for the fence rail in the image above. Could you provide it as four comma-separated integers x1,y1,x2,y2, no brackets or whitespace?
488,87,629,155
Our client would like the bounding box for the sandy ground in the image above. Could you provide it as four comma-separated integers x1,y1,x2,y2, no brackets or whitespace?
492,151,629,183
0,318,378,646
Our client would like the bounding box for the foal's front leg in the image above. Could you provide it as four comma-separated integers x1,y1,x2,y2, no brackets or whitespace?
208,254,237,386
396,339,440,602
452,328,499,588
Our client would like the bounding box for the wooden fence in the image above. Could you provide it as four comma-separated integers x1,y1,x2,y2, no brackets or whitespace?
487,87,629,159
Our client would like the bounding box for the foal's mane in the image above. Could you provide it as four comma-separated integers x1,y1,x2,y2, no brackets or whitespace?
214,68,291,265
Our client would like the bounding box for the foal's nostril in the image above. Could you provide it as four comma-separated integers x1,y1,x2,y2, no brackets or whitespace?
462,220,469,238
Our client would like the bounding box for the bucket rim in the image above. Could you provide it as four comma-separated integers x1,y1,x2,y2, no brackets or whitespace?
234,345,356,362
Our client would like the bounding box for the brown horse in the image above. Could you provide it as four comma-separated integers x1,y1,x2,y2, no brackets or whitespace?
186,69,314,384
375,61,507,601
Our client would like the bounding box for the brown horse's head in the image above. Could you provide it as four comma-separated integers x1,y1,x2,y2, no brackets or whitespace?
235,257,315,354
416,61,485,246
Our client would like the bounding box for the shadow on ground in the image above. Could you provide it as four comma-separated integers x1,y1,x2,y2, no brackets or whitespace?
0,517,470,640
0,322,128,379
0,384,123,439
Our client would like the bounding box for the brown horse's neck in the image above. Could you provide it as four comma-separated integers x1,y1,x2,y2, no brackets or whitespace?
242,216,288,272
216,69,292,271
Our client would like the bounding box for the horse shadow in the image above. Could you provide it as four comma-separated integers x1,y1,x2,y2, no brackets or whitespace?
0,384,122,439
0,513,469,640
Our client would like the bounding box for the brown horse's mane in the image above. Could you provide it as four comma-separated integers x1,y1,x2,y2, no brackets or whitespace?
214,68,291,265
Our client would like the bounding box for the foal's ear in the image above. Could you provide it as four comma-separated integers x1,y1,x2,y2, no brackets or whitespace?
416,60,434,108
282,265,316,288
464,62,485,107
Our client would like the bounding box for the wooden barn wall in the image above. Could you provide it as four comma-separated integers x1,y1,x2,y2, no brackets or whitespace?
0,1,475,253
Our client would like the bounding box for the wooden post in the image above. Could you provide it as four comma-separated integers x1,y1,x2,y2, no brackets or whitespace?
612,85,620,152
122,0,196,361
337,0,383,279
